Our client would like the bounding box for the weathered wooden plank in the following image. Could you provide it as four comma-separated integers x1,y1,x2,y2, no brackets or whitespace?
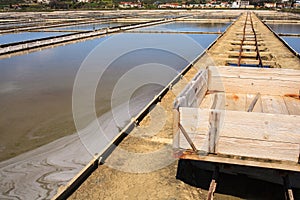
225,58,276,66
284,96,300,116
211,93,226,110
228,51,270,58
173,109,180,148
217,137,299,162
175,69,208,108
199,94,213,109
230,40,262,45
179,107,209,151
179,108,300,162
181,108,300,144
179,132,208,152
208,110,221,153
200,93,247,111
209,76,300,96
180,154,300,172
209,66,300,81
261,95,289,114
225,93,246,111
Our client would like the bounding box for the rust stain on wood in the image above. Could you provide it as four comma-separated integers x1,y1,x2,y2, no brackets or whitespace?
232,94,239,101
284,94,300,100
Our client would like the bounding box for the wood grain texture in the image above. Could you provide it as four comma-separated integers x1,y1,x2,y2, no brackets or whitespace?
261,95,289,114
217,137,299,162
209,66,300,81
209,76,300,96
284,96,300,116
179,108,300,162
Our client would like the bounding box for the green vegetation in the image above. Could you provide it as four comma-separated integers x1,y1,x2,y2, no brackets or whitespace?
0,0,299,11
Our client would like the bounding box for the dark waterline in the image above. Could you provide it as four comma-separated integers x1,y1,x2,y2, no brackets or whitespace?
49,22,132,31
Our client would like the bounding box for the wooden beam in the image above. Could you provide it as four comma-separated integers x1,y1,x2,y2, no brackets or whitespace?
209,66,300,80
209,76,300,96
208,110,221,153
180,153,300,172
247,93,261,112
246,93,263,113
228,51,270,58
207,166,219,200
179,123,198,152
217,137,299,162
283,175,295,200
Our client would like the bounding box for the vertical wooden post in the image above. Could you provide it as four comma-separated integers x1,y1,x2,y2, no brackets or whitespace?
173,109,180,149
207,165,219,200
283,175,294,200
208,110,220,154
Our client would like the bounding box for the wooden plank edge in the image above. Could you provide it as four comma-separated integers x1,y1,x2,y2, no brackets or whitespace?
179,153,300,172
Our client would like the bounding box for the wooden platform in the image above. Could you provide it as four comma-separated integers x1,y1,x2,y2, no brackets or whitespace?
173,66,300,172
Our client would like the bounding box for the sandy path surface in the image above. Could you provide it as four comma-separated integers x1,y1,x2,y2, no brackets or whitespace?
70,12,300,200
70,55,230,199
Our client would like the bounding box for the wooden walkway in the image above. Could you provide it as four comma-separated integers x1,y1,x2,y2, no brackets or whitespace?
174,66,300,200
208,12,300,69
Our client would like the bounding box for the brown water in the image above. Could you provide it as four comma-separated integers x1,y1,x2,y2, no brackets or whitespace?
0,23,221,199
0,37,105,161
0,32,218,162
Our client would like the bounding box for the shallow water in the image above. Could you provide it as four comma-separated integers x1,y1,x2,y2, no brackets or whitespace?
282,37,300,53
268,23,300,34
138,22,230,32
0,31,218,199
267,23,300,53
0,31,71,44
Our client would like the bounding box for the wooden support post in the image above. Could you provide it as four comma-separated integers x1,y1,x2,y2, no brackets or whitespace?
283,175,294,200
208,110,221,153
179,123,198,152
207,165,219,200
247,92,261,112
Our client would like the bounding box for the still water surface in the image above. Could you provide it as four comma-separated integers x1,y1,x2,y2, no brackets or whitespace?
0,22,221,199
0,31,71,44
0,33,218,161
267,23,300,53
268,23,300,34
282,37,300,53
138,22,229,32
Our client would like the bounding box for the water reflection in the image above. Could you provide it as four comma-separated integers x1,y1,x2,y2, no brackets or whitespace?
268,23,300,34
0,31,218,199
282,37,300,53
0,31,71,45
